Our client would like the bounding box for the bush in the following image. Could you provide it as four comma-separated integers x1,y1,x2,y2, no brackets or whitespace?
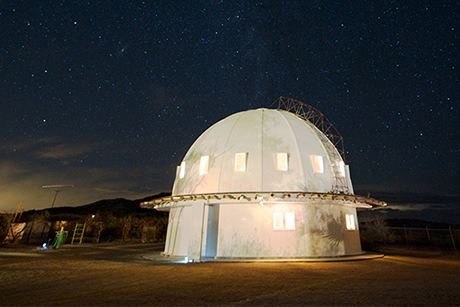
0,213,11,243
99,215,123,242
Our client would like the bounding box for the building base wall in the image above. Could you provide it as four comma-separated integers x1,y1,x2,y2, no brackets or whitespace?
163,201,362,261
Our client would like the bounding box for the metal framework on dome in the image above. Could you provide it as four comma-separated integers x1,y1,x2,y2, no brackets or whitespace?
275,96,346,161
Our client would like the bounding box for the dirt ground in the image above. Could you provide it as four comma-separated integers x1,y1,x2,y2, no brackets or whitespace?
0,243,459,306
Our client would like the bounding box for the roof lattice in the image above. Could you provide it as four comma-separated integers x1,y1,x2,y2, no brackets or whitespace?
275,96,346,161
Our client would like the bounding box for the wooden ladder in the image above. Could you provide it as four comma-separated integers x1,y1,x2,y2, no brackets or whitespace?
71,223,86,244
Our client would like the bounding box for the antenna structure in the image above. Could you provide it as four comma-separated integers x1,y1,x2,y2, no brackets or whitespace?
42,184,74,208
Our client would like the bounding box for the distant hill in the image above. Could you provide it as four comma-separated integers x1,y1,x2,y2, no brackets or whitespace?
21,192,171,222
19,190,459,226
355,190,460,225
354,190,460,205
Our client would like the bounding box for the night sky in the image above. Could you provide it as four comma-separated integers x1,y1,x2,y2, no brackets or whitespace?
1,1,459,212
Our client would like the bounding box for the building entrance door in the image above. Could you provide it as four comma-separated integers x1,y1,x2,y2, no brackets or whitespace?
204,204,219,258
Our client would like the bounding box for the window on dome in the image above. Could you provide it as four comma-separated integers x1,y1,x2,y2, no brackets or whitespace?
179,161,186,179
234,152,247,172
310,155,324,173
199,155,209,175
276,152,288,171
273,212,295,230
337,160,346,177
345,214,356,230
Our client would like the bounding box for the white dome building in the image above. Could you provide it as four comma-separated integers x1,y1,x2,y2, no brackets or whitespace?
143,97,386,261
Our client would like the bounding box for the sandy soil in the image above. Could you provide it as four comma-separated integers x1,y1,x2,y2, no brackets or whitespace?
1,243,459,306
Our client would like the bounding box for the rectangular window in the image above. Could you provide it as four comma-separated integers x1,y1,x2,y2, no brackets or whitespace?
276,152,288,171
176,165,180,178
310,155,324,173
284,212,296,230
234,152,247,172
273,212,284,230
346,214,356,230
273,212,295,230
199,155,209,175
337,161,346,177
179,161,186,179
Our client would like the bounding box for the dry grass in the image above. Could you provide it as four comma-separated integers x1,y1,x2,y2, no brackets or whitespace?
1,243,459,306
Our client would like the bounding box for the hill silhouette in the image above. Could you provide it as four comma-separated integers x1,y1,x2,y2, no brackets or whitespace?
21,192,171,222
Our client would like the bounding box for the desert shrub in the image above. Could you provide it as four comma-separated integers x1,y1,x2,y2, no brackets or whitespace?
100,215,123,242
128,217,146,241
121,216,134,241
0,213,11,243
30,211,50,223
360,215,392,246
140,216,168,242
153,216,168,241
119,216,167,242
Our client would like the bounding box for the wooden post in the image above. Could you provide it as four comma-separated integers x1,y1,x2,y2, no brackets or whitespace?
40,222,47,239
449,226,457,252
403,225,408,245
96,223,103,243
425,225,431,245
26,220,35,244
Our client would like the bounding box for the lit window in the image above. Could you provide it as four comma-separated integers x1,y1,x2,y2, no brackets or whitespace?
310,155,324,173
179,161,186,179
273,212,284,230
346,214,356,230
276,152,288,171
337,161,346,177
234,152,247,172
273,212,295,230
176,165,180,178
284,212,296,230
199,155,209,175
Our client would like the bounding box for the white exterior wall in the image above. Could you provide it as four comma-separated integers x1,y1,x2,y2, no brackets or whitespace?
164,201,362,260
164,205,204,258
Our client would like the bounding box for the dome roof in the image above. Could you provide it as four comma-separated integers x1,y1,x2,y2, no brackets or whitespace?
172,108,353,196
